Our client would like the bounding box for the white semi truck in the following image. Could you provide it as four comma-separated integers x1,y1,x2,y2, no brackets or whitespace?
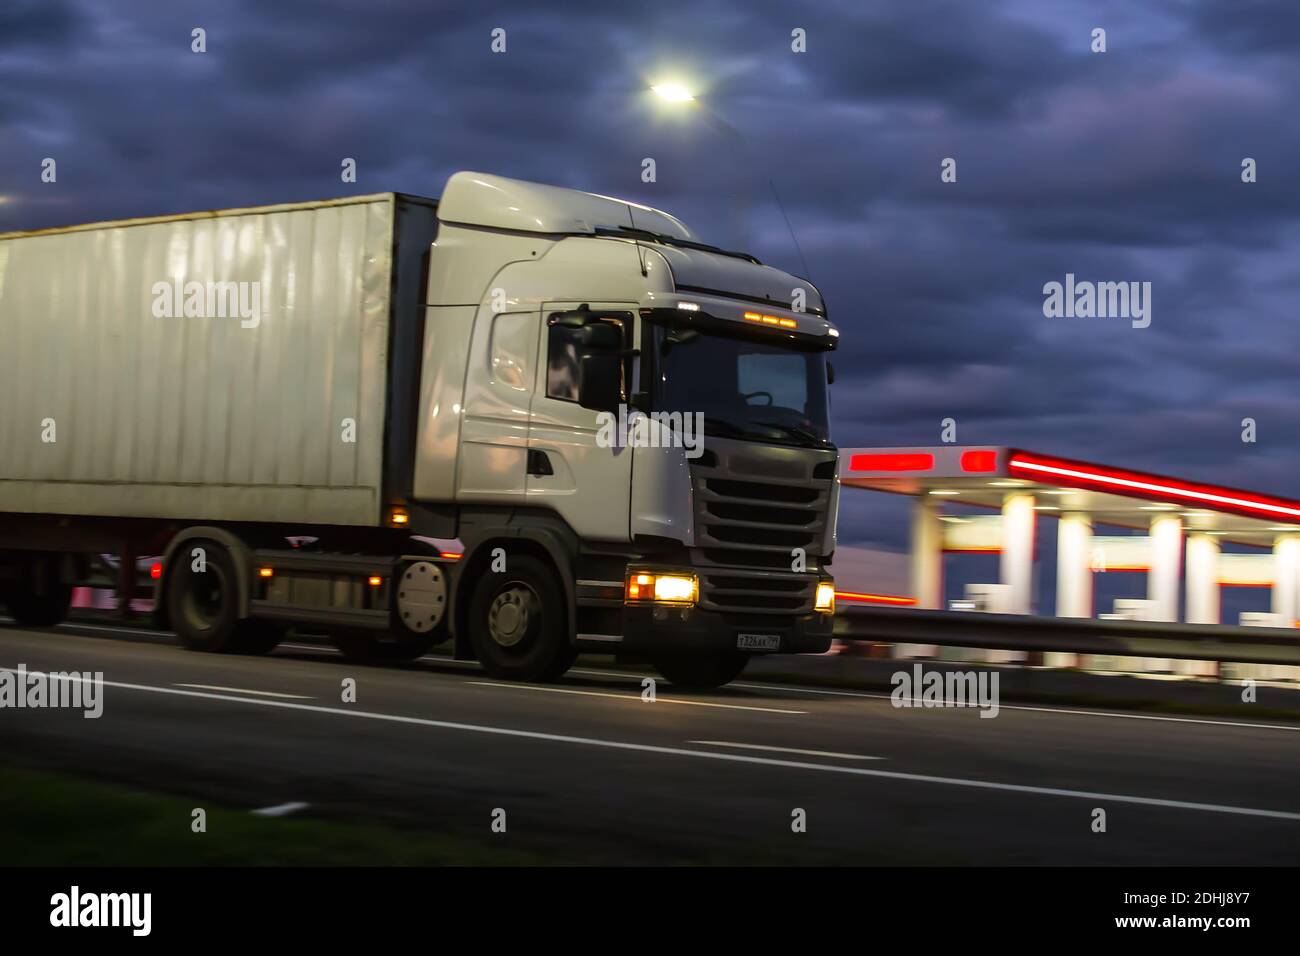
0,172,840,687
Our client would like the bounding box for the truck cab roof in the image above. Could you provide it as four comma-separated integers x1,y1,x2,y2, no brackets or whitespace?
438,171,698,242
437,171,828,320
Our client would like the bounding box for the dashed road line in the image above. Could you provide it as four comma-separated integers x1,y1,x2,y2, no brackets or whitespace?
465,681,806,715
689,740,882,760
251,802,311,817
176,683,313,700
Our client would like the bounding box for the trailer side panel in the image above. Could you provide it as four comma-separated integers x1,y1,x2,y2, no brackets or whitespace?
0,195,397,526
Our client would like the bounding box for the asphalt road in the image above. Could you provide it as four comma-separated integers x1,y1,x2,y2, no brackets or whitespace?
2,620,1298,864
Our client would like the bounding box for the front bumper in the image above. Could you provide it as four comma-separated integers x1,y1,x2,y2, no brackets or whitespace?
621,601,833,655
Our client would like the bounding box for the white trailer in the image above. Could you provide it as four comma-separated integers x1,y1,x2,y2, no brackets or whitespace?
0,172,841,686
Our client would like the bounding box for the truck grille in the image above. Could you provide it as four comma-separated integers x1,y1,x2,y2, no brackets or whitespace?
690,443,835,615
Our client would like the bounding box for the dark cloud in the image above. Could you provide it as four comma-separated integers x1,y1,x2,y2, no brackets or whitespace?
1186,0,1300,56
0,0,83,51
2,0,1299,550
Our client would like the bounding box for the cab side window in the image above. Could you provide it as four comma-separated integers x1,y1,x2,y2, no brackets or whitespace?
545,313,630,403
546,322,583,401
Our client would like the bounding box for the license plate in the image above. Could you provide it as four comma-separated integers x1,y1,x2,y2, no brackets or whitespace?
737,633,781,651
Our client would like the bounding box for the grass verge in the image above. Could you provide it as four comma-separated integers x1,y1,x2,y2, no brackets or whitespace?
0,766,559,866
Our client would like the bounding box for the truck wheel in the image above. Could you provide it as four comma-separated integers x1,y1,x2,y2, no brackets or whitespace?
166,542,242,652
2,559,72,628
468,555,572,682
329,560,450,660
653,652,749,689
330,628,436,662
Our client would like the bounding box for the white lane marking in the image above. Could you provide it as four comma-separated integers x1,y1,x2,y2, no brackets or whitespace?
251,802,310,817
945,701,1300,733
176,684,312,700
40,633,1300,734
58,622,170,637
465,681,806,715
573,668,1300,733
690,741,882,761
4,667,1299,823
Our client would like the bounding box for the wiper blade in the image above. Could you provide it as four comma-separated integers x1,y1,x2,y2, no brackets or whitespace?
753,421,824,444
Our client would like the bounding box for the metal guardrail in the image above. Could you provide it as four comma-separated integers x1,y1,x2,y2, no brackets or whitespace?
835,604,1300,666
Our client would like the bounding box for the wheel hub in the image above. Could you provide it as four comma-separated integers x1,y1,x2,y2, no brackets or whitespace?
183,568,225,632
488,584,538,648
395,561,447,633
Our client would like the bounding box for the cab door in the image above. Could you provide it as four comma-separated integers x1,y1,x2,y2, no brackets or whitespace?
456,306,539,502
526,302,636,542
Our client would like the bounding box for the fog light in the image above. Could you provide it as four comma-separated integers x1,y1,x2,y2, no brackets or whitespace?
626,570,697,606
815,581,835,613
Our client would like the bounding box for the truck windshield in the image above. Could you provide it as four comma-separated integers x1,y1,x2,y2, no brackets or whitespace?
648,323,832,448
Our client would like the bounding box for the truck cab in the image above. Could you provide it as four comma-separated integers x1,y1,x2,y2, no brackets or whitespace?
419,173,840,686
0,171,837,690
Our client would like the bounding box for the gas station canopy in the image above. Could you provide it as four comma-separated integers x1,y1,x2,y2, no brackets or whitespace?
841,447,1300,547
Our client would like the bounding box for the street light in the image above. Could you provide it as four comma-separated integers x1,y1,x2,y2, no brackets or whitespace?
650,82,695,103
645,77,810,278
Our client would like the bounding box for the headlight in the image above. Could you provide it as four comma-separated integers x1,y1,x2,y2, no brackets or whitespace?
626,570,698,606
815,581,836,613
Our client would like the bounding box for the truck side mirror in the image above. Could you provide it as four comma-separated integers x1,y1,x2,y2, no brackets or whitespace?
576,321,623,412
578,353,621,411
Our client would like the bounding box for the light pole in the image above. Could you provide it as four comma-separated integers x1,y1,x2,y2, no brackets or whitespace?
648,81,810,279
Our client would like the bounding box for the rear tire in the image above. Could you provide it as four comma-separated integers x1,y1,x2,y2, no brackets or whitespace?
653,652,749,689
331,559,450,660
165,541,241,652
468,555,572,682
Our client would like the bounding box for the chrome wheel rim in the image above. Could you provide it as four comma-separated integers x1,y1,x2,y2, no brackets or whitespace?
487,583,539,649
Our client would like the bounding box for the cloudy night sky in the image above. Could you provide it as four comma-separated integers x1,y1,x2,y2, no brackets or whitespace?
3,0,1299,565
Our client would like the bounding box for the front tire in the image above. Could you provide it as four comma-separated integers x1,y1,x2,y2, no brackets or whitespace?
468,555,572,682
653,652,749,689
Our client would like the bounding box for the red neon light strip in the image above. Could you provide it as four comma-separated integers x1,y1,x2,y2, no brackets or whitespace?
835,591,918,606
960,450,997,473
1008,452,1300,521
849,453,934,472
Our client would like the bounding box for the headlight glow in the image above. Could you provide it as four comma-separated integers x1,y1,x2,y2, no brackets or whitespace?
815,581,836,613
625,570,697,606
654,574,697,603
